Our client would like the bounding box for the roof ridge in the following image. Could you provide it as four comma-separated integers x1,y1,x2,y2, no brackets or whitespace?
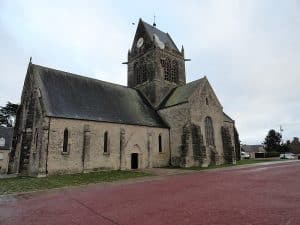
223,112,234,121
185,77,205,86
140,20,179,52
160,77,207,108
141,20,167,34
166,32,179,51
32,63,128,89
157,86,178,109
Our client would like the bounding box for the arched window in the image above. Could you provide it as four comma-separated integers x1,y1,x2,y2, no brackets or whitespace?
205,117,215,146
163,58,171,81
171,60,178,82
161,57,178,83
104,131,108,153
134,62,141,85
141,63,146,83
135,59,148,85
158,134,162,153
63,128,69,153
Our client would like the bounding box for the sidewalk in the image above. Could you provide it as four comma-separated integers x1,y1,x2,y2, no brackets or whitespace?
0,174,17,179
141,168,195,176
142,159,298,176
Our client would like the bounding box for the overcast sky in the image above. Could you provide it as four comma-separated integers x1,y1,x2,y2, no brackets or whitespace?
0,0,299,144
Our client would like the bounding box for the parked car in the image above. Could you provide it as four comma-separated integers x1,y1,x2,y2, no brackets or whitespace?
280,153,296,159
241,151,250,159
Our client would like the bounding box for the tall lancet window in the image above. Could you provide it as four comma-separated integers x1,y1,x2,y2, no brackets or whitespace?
63,128,69,153
170,60,178,82
134,59,148,85
205,116,215,146
158,134,162,153
161,57,178,83
104,131,108,153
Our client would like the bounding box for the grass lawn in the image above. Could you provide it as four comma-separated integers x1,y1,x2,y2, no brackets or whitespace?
236,159,278,165
176,159,280,171
0,170,151,195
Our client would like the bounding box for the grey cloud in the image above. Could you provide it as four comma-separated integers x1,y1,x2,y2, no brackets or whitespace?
0,0,299,144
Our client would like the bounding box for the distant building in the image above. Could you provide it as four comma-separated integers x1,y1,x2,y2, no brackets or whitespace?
0,127,13,174
9,19,239,176
241,145,265,159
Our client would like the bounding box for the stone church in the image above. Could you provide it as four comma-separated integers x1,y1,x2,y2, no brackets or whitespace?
8,19,240,176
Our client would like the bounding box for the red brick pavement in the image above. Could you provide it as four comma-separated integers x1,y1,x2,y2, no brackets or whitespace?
1,161,300,225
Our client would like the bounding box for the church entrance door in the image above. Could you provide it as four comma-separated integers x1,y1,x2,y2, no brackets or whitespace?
131,153,138,169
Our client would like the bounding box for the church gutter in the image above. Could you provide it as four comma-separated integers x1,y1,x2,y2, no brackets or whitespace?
46,115,169,129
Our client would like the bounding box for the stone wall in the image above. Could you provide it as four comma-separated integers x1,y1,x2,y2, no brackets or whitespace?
158,103,190,166
234,126,241,160
46,118,170,175
159,79,238,167
0,150,10,174
128,40,185,108
223,121,237,163
9,64,48,176
189,80,225,165
221,126,236,164
180,122,207,167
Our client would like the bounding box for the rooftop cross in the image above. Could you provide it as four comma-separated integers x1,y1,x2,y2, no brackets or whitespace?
153,14,156,27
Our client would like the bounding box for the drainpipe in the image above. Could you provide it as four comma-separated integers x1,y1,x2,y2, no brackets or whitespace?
120,128,125,170
168,129,172,166
82,125,91,173
82,132,86,173
45,117,51,175
147,132,150,168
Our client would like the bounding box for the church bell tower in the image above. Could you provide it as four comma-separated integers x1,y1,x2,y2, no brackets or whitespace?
127,19,186,108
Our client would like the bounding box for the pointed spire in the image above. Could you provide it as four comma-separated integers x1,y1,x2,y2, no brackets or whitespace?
181,45,185,56
28,57,33,74
153,14,156,27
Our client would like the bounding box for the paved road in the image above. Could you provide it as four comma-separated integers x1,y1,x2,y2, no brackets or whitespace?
1,161,300,225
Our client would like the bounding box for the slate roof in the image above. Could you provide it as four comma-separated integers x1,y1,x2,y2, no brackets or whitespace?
0,127,13,150
160,78,206,108
223,113,234,123
141,20,179,52
32,64,167,128
241,145,265,153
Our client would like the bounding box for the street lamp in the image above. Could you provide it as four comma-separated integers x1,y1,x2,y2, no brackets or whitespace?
280,125,285,158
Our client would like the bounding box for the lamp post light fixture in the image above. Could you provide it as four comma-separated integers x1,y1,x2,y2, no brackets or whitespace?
280,125,285,158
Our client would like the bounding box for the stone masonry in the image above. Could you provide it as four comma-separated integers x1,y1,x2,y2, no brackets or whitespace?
9,19,239,176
